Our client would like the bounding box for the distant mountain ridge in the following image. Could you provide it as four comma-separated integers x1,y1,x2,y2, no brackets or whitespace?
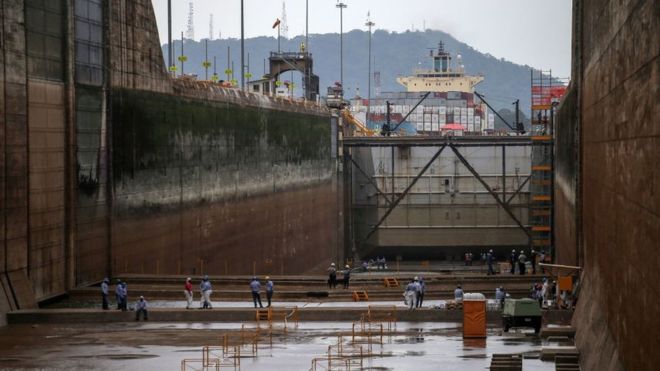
162,29,536,112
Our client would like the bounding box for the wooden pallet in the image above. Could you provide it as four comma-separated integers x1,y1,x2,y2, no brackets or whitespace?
383,277,399,288
255,308,271,322
352,291,369,301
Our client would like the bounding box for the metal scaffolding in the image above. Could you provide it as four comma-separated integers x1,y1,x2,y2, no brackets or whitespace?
530,69,567,257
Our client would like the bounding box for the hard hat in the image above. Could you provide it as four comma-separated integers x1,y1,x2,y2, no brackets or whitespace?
331,263,335,266
186,277,191,281
414,276,419,280
489,249,493,253
265,276,270,280
140,296,144,299
512,249,515,252
345,265,350,268
204,275,209,280
252,276,257,280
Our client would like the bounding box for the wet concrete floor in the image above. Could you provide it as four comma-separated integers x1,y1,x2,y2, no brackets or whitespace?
0,321,556,370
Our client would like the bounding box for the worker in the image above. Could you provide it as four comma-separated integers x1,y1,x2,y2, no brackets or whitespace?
101,277,109,310
509,250,517,274
119,281,128,311
518,250,527,275
495,286,505,309
487,250,495,275
343,265,351,289
265,276,274,307
184,277,193,309
327,263,337,289
200,275,213,309
530,249,537,274
135,296,148,321
539,250,546,273
541,277,549,305
454,284,464,303
115,279,123,310
416,276,426,308
534,282,544,307
404,279,417,310
250,277,264,308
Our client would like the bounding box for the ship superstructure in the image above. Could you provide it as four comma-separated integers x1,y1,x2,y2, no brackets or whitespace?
396,41,484,93
351,41,493,135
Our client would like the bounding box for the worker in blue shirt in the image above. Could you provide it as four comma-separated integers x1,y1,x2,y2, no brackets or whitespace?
115,279,123,310
495,286,506,309
404,279,417,310
343,265,352,289
454,284,464,302
250,277,264,308
101,277,109,310
119,281,128,311
200,276,213,309
265,276,274,307
416,276,426,308
487,250,495,275
135,296,148,321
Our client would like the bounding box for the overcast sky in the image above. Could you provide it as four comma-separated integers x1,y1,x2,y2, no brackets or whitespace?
151,0,573,77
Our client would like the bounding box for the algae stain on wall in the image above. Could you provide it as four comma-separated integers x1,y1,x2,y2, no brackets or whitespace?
112,88,333,212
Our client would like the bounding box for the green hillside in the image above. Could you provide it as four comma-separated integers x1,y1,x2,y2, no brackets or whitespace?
163,29,537,112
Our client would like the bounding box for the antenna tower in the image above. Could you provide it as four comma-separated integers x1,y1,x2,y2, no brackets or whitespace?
186,2,195,40
280,2,289,39
209,14,214,40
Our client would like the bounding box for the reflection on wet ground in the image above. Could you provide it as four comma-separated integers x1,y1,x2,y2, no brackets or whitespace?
0,321,557,370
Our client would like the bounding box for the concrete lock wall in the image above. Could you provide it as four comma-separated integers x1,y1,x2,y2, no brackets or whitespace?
555,0,659,370
0,0,341,318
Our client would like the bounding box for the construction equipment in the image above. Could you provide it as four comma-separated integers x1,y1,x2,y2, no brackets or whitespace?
341,109,377,137
502,298,542,334
326,84,347,109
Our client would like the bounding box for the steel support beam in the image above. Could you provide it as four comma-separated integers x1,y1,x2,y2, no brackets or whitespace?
506,175,531,205
342,136,542,148
347,154,392,205
449,145,532,240
362,145,446,242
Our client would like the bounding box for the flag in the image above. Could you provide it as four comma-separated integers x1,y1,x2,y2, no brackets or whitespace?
272,18,281,29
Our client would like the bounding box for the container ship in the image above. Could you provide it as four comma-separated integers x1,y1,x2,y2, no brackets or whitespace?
350,41,494,135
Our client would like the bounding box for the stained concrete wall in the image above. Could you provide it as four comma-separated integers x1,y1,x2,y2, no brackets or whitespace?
555,0,659,370
109,87,337,276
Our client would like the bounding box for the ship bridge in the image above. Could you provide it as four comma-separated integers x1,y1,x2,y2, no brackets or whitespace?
396,41,484,93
